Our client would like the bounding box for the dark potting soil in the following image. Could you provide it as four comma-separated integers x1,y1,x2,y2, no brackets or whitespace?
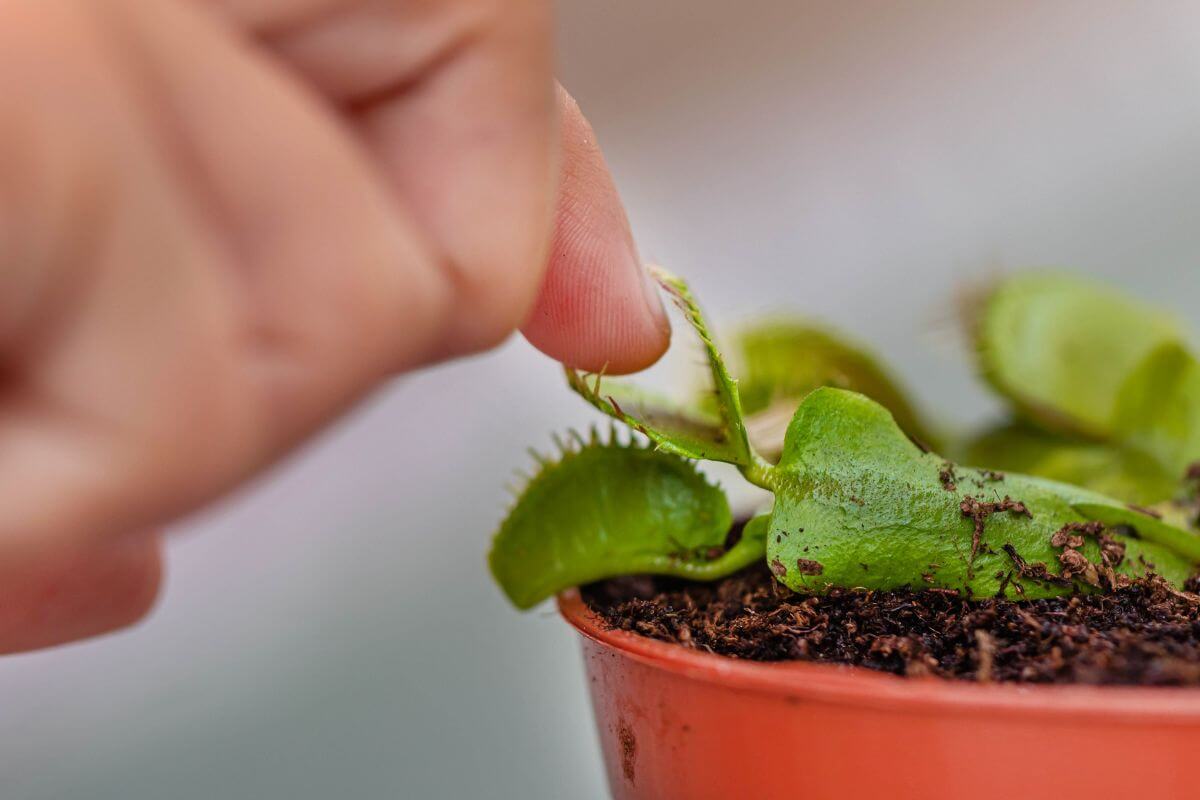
583,564,1200,686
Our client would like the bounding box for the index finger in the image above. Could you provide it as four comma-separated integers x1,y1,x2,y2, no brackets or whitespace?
521,86,671,375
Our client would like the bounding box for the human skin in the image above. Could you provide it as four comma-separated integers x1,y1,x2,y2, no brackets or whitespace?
0,0,670,652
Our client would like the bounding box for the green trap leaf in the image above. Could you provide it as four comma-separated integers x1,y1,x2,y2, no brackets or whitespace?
1111,341,1200,478
975,272,1186,438
489,435,758,609
731,320,936,455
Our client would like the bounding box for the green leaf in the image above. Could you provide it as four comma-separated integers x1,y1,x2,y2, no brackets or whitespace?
731,320,937,455
566,268,757,469
489,436,762,609
1111,341,1200,477
961,422,1179,505
764,388,1198,598
974,272,1187,438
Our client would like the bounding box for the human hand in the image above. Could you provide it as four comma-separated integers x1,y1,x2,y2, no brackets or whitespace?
0,0,669,651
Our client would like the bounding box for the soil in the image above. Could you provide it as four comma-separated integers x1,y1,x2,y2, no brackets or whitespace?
584,563,1200,686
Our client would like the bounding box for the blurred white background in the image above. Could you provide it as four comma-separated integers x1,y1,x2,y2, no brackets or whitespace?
6,2,1200,798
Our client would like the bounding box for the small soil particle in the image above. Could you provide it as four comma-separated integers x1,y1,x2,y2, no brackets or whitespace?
584,564,1200,686
974,629,995,682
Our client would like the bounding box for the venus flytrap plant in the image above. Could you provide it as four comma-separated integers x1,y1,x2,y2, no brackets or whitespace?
490,270,1200,609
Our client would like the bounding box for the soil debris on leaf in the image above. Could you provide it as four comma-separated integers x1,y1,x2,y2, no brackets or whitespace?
1001,543,1069,588
938,462,958,492
960,495,1032,562
1127,504,1163,520
1051,521,1128,590
585,564,1200,686
795,558,823,575
907,434,932,454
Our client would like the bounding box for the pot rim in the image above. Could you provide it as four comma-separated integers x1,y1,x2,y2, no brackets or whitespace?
558,589,1200,724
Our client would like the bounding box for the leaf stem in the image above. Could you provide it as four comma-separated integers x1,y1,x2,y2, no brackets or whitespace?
741,454,777,492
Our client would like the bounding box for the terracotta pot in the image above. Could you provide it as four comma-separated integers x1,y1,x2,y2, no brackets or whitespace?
559,590,1200,800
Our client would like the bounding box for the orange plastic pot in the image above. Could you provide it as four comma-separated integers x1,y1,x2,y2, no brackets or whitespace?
560,590,1200,800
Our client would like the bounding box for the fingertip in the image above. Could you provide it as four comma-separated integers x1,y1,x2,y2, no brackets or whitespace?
0,532,163,654
522,254,672,374
520,88,671,375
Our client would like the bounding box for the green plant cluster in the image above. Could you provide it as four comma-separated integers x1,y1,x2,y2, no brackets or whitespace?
490,270,1200,608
